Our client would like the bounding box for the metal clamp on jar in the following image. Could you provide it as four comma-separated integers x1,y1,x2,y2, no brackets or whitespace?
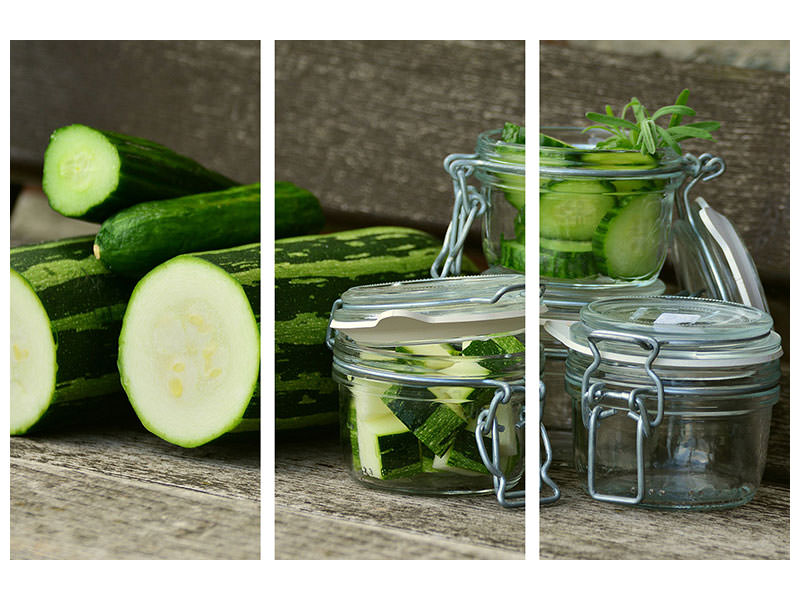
326,274,526,507
432,128,525,277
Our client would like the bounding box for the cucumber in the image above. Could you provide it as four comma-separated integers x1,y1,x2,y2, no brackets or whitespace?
496,122,526,210
578,150,659,169
593,195,664,279
10,237,135,434
275,181,325,239
118,244,260,447
539,179,615,240
381,386,467,456
500,238,525,272
276,227,473,431
539,133,574,148
94,184,260,278
356,413,423,480
513,205,525,243
540,238,597,279
43,124,237,222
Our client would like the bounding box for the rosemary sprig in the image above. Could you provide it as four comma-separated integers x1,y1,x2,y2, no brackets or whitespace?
583,89,720,156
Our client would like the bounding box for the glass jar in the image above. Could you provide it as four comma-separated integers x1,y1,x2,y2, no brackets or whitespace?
560,295,782,510
433,128,525,277
540,127,690,287
327,275,526,502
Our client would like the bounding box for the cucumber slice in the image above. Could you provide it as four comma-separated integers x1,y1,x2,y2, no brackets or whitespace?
540,238,597,279
10,270,57,434
540,179,615,240
593,195,664,279
579,151,659,169
118,251,260,448
539,133,574,148
356,414,423,480
500,238,525,272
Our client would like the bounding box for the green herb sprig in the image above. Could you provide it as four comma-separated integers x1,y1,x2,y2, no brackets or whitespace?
583,89,720,156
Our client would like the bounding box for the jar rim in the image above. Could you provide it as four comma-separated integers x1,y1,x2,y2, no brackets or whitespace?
540,126,686,177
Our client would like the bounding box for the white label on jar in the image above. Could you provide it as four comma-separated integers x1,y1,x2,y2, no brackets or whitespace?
653,312,702,326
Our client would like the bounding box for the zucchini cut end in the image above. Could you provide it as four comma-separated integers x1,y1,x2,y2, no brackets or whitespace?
10,270,57,434
43,124,121,217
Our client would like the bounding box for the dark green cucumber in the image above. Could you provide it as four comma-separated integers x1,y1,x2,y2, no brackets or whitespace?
118,244,260,447
43,124,237,222
381,386,467,455
275,227,475,431
593,195,664,279
11,236,136,434
500,238,525,272
540,238,597,279
539,133,574,148
275,181,325,238
539,179,615,240
94,184,260,277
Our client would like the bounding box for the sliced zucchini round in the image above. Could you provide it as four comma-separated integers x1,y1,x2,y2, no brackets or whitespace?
540,179,615,240
10,270,57,435
118,255,260,447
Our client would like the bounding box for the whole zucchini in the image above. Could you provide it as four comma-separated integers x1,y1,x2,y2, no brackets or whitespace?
94,184,260,277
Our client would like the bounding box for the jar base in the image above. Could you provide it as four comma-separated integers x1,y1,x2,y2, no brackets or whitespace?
580,470,758,510
348,470,523,497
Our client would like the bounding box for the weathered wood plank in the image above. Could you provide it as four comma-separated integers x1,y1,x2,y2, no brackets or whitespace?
540,459,789,560
275,40,524,241
11,458,259,560
275,509,522,560
540,42,789,287
275,437,525,559
10,40,260,186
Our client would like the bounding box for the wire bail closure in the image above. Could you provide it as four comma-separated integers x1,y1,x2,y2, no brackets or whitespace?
431,153,523,278
580,330,664,505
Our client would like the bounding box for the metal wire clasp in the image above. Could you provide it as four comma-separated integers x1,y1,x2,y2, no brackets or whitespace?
580,330,664,505
475,381,526,508
431,153,486,278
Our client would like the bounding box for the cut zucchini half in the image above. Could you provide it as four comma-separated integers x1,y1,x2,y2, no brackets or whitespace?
43,125,121,219
118,255,260,447
10,270,57,435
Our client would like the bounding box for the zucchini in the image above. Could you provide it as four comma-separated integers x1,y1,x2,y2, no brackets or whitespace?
118,244,260,448
356,413,423,480
10,237,135,434
275,181,325,238
539,179,616,240
500,238,525,272
94,184,260,278
275,227,474,431
43,124,236,222
593,195,664,279
540,238,597,279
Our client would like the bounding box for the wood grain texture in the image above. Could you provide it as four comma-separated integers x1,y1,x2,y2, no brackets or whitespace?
10,40,260,186
540,436,789,560
275,437,524,559
11,424,259,560
275,40,524,241
540,42,789,287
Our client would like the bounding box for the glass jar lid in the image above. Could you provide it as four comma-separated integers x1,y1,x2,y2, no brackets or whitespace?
562,296,782,367
330,274,525,346
541,279,666,321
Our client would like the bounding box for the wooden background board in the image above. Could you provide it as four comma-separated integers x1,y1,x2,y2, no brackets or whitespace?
10,40,260,187
275,40,525,245
10,40,261,560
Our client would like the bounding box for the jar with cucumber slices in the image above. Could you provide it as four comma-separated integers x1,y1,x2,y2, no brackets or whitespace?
540,127,686,286
327,275,525,502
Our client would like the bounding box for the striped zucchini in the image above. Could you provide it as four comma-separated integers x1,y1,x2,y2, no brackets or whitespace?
43,124,237,222
10,236,135,434
94,184,260,277
275,226,475,431
118,243,260,448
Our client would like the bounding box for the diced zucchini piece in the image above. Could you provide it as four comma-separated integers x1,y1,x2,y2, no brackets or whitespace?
356,413,423,480
432,429,489,475
396,342,458,370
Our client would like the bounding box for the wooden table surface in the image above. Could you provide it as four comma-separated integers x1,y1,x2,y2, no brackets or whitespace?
275,435,525,560
10,419,260,560
540,432,789,560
